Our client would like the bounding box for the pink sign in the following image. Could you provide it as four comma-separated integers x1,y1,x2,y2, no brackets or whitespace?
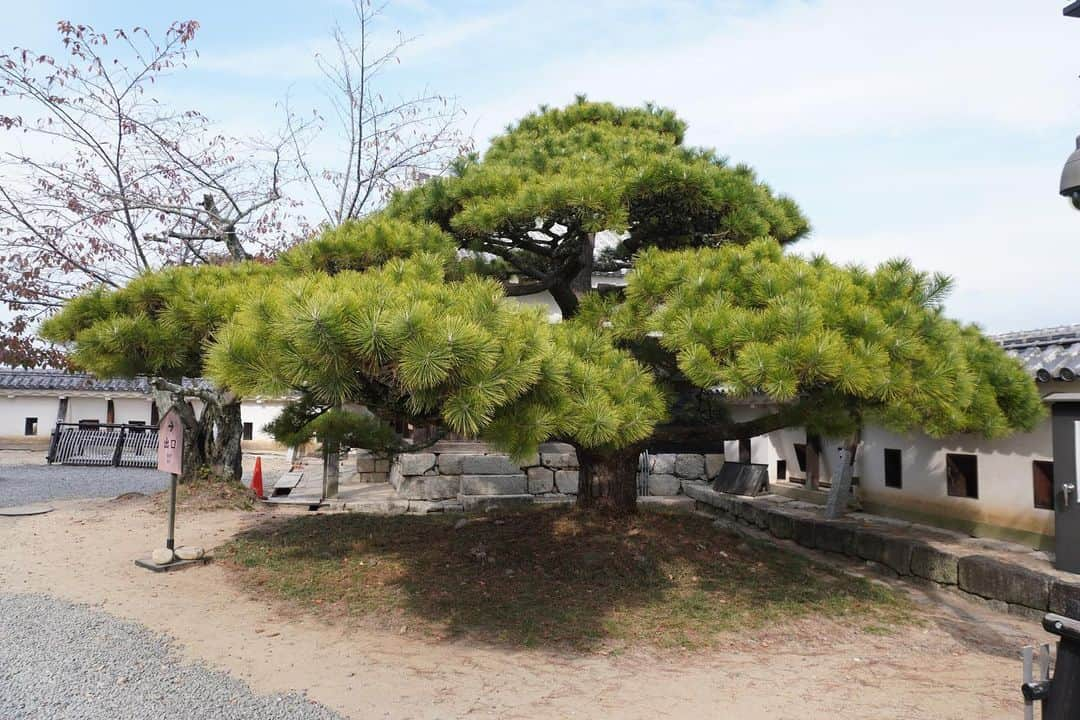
157,410,184,474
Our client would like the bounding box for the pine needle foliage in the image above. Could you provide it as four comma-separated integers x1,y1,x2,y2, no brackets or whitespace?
611,239,1043,439
39,261,277,380
204,251,665,459
386,98,810,316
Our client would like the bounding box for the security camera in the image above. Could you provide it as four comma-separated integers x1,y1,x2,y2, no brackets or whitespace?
1061,136,1080,210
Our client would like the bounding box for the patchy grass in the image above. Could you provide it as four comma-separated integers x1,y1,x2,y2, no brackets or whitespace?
154,474,257,513
222,508,913,650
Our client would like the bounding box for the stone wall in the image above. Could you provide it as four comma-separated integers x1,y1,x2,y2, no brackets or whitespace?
646,452,725,496
683,481,1079,619
388,443,580,512
385,446,726,506
353,450,391,483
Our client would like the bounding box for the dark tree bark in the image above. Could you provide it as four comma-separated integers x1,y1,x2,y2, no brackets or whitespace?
575,444,640,514
151,380,243,484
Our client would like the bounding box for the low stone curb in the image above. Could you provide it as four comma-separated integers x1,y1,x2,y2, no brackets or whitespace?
682,481,1069,617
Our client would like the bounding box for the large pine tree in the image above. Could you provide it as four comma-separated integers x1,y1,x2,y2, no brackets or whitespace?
42,102,1044,512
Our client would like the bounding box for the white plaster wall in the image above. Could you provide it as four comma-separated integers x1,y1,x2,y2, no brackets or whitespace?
763,418,1054,539
241,400,285,443
0,396,58,436
66,397,108,424
856,421,1054,538
113,397,152,424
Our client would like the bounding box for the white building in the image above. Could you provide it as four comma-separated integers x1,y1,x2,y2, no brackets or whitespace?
0,369,287,450
740,326,1080,552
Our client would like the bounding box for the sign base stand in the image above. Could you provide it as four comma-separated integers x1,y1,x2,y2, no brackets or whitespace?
134,556,211,573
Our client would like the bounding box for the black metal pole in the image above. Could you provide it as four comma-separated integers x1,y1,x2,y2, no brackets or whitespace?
166,472,177,551
1043,614,1080,719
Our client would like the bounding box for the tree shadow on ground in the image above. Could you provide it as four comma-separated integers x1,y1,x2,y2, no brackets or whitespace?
225,507,911,650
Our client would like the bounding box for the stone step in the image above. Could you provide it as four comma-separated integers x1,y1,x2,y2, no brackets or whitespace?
638,496,695,512
460,494,535,512
460,474,527,495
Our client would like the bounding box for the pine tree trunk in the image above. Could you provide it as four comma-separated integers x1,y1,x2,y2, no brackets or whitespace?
152,384,243,484
824,431,861,519
202,397,244,482
575,445,640,514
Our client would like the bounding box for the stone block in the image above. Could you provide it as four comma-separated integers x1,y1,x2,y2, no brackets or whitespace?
533,494,575,507
958,555,1051,610
648,473,681,496
738,501,770,530
880,536,915,576
681,481,719,505
814,522,857,556
854,530,886,563
461,494,535,512
520,452,541,468
344,498,409,515
460,474,528,495
767,511,795,539
374,459,390,473
397,475,461,500
463,455,522,475
538,441,575,454
649,454,675,475
674,454,706,479
541,452,578,469
909,543,960,585
355,454,376,473
527,466,555,494
437,453,465,475
791,516,818,548
705,454,725,479
388,463,404,491
554,470,579,494
407,500,435,514
1050,580,1080,617
428,499,465,513
399,452,436,476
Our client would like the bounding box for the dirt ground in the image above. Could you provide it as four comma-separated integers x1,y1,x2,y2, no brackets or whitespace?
0,497,1052,719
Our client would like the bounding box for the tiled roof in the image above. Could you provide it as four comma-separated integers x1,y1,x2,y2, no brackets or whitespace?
0,369,208,394
994,325,1080,383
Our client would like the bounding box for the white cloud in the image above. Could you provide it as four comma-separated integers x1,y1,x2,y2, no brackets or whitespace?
465,0,1078,145
454,0,1080,333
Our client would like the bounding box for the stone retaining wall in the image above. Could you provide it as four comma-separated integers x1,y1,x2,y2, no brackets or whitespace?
683,481,1080,618
353,451,391,483
386,447,725,505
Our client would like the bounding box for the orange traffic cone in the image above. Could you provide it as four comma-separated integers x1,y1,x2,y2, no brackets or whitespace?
251,456,265,499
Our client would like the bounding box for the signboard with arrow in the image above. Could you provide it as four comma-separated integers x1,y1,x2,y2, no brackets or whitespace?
157,410,183,474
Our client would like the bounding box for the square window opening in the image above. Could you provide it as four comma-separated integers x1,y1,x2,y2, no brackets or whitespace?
884,448,902,489
946,453,979,499
1034,460,1054,510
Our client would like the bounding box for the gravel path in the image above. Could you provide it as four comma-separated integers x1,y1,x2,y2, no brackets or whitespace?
0,465,170,509
0,593,346,720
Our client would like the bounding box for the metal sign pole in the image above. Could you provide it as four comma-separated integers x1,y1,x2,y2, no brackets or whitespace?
166,472,178,551
135,408,205,573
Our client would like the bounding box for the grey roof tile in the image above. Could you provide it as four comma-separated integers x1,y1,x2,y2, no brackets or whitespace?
993,324,1080,383
0,369,208,394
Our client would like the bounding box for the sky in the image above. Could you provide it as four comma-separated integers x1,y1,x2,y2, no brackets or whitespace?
3,0,1080,333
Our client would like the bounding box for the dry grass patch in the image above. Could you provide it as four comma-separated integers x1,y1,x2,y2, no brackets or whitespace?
153,473,257,513
222,507,913,650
